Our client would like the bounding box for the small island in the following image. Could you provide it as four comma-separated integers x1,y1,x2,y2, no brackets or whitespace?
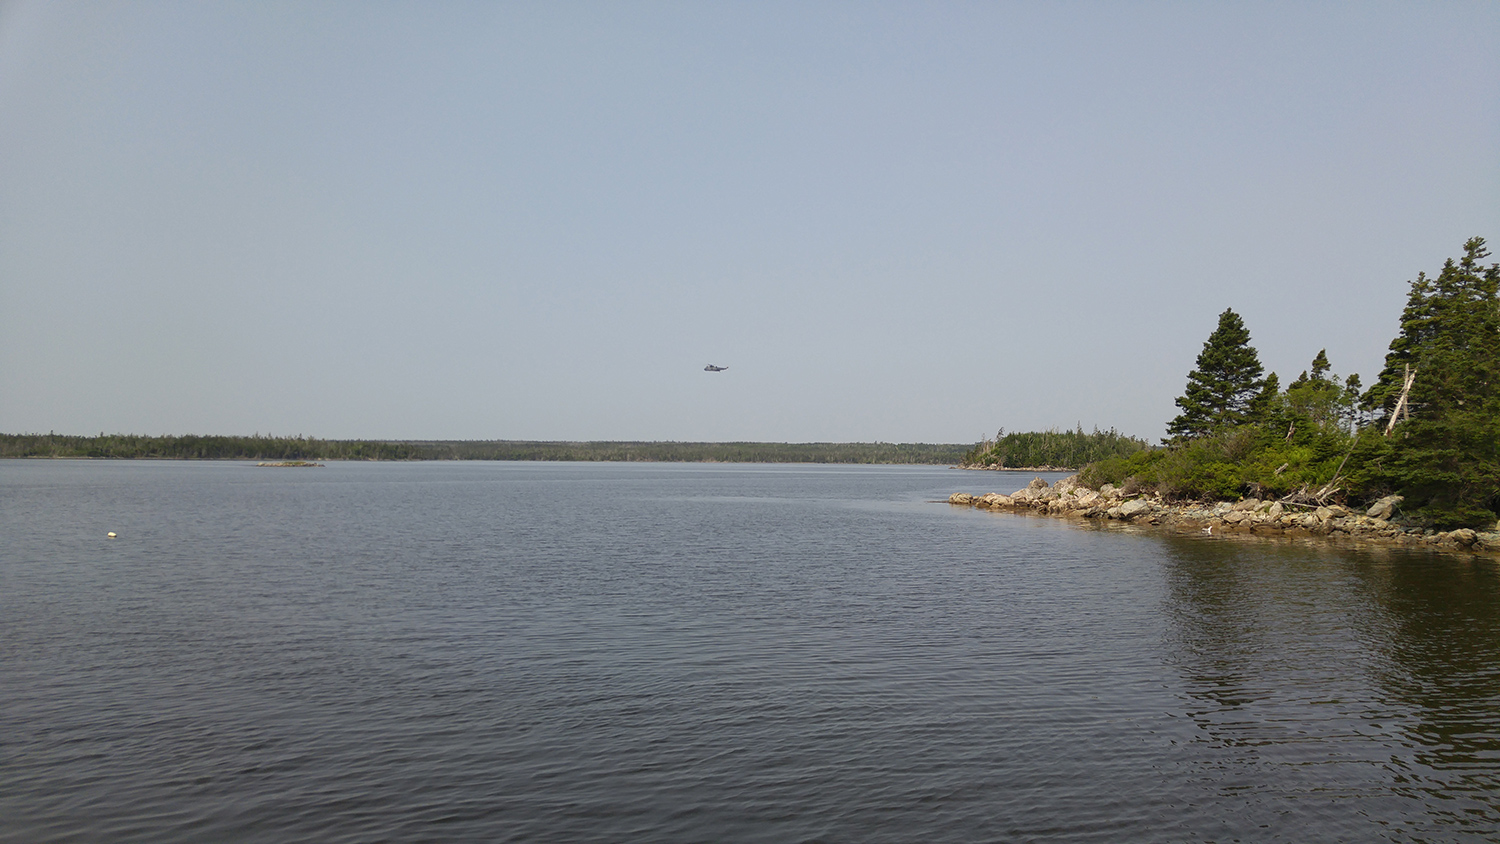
255,460,324,468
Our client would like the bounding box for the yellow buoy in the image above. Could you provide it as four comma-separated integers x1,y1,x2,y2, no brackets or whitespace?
107,532,117,538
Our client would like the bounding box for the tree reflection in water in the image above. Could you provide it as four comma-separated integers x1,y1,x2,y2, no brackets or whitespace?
1157,535,1500,838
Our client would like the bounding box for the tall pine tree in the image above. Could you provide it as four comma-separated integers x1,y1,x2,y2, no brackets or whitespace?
1166,308,1267,441
1362,273,1439,426
1375,238,1500,528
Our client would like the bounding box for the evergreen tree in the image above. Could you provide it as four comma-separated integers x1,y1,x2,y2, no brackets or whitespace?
1310,349,1331,380
1377,238,1500,528
1247,371,1281,425
1362,273,1439,426
1342,374,1364,429
1285,349,1350,432
1166,308,1267,441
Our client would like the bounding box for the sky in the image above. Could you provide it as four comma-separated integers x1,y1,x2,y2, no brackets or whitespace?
2,1,1497,444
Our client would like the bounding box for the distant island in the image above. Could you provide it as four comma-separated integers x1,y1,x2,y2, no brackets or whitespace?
0,434,968,465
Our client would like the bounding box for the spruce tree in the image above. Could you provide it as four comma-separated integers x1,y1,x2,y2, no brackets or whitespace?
1362,274,1438,426
1247,371,1281,425
1285,349,1349,431
1377,238,1500,528
1166,308,1267,441
1310,349,1331,380
1342,374,1363,429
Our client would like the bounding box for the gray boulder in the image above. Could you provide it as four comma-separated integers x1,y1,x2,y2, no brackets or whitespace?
1448,529,1478,548
1366,495,1403,520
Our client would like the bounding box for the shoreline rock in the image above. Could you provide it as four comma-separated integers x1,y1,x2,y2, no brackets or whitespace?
950,477,1500,556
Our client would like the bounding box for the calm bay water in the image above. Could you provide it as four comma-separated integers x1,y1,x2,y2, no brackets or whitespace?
3,460,1499,842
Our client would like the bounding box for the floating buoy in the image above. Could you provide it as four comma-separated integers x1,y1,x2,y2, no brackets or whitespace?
107,532,117,538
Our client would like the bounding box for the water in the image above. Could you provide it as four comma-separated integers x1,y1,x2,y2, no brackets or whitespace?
3,460,1499,842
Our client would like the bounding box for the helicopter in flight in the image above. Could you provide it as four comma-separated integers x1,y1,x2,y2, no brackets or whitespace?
703,364,728,372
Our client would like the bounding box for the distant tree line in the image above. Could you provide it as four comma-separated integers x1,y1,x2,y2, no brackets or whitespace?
1076,237,1500,530
0,434,969,465
960,427,1149,469
0,433,426,460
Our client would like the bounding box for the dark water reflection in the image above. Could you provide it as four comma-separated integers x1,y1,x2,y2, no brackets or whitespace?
3,461,1499,842
1158,536,1500,838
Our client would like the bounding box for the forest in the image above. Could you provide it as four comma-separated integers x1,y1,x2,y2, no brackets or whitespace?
0,434,969,465
959,427,1148,470
1077,237,1500,530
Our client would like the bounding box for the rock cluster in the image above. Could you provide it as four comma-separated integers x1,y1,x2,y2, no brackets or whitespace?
949,479,1500,554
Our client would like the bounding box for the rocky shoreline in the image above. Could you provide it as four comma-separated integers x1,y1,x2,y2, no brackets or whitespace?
959,463,1075,472
950,476,1500,556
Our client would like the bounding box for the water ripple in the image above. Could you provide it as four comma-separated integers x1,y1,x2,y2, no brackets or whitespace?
3,461,1499,842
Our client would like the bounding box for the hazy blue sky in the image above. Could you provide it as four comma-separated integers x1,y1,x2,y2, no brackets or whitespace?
3,2,1497,443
